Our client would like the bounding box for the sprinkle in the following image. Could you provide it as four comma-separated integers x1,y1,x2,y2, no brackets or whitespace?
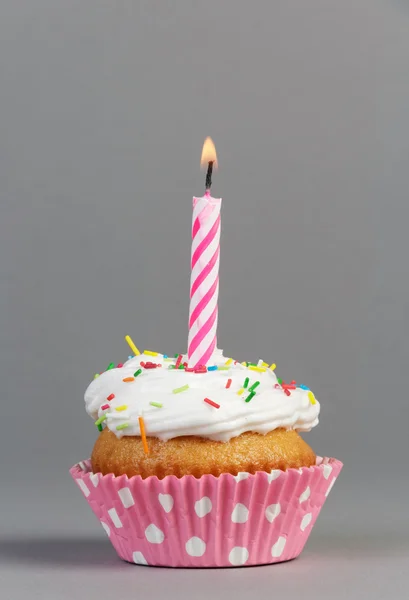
115,405,128,412
117,363,123,368
225,378,232,389
299,384,309,390
248,380,260,393
207,365,218,371
185,367,195,372
243,377,250,388
262,362,269,368
245,391,256,403
277,378,282,384
257,360,264,367
225,358,233,366
308,391,317,405
125,335,141,356
128,355,134,360
270,363,277,371
163,354,168,359
134,369,142,377
144,350,158,356
150,402,163,408
241,362,247,366
173,384,189,394
248,366,266,373
100,403,110,411
217,366,230,371
237,388,245,396
178,364,185,370
140,361,145,367
284,388,291,396
107,393,115,401
195,365,207,373
116,423,130,431
144,362,158,369
139,416,149,454
95,414,107,426
97,424,103,432
174,353,179,358
204,397,220,409
94,373,99,379
175,354,183,369
107,363,115,371
123,377,135,382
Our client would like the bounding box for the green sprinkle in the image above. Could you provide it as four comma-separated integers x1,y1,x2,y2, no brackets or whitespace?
247,362,257,367
134,368,143,377
248,380,260,393
245,391,256,403
174,353,179,358
150,401,163,408
97,423,103,432
173,384,189,394
243,377,250,388
94,373,100,379
277,378,282,385
107,363,115,371
95,414,107,426
116,423,129,431
178,364,185,369
217,366,230,371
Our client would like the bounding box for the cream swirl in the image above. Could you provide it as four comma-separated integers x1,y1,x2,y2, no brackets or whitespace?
85,351,320,442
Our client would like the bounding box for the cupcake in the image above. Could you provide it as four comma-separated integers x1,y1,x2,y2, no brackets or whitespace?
71,346,342,567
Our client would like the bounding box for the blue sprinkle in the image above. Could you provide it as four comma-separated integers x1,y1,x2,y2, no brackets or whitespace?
163,354,168,359
298,384,310,390
128,355,134,360
207,365,218,371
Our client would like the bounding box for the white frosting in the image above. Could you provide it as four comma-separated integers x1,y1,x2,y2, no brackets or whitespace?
85,350,320,442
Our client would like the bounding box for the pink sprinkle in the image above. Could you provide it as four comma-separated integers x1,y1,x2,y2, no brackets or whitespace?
225,378,232,389
101,403,110,410
175,355,183,369
117,363,123,368
284,388,291,396
140,361,145,367
185,367,195,372
204,397,220,409
195,366,207,373
274,384,280,389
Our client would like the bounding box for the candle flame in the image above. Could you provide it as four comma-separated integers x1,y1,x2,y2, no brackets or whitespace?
200,137,218,169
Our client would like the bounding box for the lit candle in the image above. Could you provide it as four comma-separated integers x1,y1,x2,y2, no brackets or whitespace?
187,138,222,368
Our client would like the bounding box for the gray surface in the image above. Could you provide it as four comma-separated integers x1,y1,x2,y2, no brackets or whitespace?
1,0,408,597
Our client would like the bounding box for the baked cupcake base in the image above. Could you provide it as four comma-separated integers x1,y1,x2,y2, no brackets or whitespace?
91,428,316,479
71,457,342,568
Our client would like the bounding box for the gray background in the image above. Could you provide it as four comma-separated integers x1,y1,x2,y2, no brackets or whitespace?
1,0,408,597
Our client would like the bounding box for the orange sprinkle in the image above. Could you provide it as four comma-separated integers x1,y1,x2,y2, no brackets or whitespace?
123,377,135,382
139,416,149,454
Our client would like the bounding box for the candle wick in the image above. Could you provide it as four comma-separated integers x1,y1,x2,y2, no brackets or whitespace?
205,161,213,192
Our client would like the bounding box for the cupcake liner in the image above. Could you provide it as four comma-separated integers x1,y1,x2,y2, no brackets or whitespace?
70,456,342,567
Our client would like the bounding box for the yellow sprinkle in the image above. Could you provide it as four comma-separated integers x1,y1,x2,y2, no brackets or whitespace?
144,350,158,356
115,405,128,412
308,391,317,405
241,362,247,366
262,361,269,368
94,373,99,379
237,388,245,396
125,335,141,356
248,366,266,373
270,363,277,371
225,358,233,366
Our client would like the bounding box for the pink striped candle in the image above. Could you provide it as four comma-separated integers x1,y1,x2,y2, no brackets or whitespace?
188,138,222,368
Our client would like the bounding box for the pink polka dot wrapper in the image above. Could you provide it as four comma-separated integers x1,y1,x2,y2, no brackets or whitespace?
70,457,342,567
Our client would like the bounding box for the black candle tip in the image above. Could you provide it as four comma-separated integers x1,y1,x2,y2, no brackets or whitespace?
205,161,214,191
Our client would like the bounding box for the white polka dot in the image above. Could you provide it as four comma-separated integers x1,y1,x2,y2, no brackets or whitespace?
132,551,148,565
229,546,249,566
76,479,90,497
118,487,135,508
323,464,333,480
271,536,286,558
234,472,249,482
158,493,174,513
325,477,337,497
89,473,99,487
298,468,304,474
194,496,212,518
145,524,165,544
300,513,313,531
231,503,249,523
299,486,311,504
267,470,281,483
265,503,281,523
78,461,86,472
185,536,206,557
101,522,110,536
108,508,123,528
